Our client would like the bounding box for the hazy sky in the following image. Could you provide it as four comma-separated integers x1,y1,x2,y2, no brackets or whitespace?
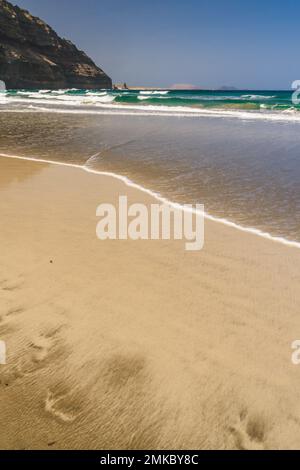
14,0,300,89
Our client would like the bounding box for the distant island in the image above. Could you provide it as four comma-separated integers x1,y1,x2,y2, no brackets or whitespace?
218,86,238,91
0,0,112,89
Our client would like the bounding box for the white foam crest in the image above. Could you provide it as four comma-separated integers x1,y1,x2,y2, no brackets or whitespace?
138,95,151,100
2,94,116,106
138,94,169,101
0,96,8,104
241,94,276,100
55,93,115,104
0,151,299,250
28,92,55,99
140,90,169,95
14,90,116,103
52,89,70,95
86,91,109,96
282,107,297,114
54,88,78,93
16,89,83,98
93,94,116,103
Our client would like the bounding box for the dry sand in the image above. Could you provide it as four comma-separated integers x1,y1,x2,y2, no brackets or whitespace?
0,156,300,450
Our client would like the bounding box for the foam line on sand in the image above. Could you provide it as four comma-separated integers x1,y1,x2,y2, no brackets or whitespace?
1,151,300,250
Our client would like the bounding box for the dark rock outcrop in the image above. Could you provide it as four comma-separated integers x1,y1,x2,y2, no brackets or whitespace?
0,0,112,89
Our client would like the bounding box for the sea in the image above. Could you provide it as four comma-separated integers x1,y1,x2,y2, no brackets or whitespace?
0,88,300,246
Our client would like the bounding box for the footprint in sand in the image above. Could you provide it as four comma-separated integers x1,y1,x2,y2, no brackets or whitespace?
45,390,78,423
24,327,64,371
29,334,54,364
0,306,24,334
0,367,23,388
229,409,267,450
0,277,24,292
0,306,24,322
0,328,61,388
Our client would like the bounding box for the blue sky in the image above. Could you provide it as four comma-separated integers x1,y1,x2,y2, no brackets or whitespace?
14,0,300,89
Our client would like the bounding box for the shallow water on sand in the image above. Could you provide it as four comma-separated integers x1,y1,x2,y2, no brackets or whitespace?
0,112,300,243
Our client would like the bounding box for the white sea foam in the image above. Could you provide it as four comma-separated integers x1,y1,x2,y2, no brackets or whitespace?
52,89,69,95
0,152,299,250
3,102,300,123
139,90,169,95
0,96,8,105
241,94,276,100
3,94,116,106
137,94,169,101
282,107,297,113
0,89,299,122
86,91,109,96
93,94,116,103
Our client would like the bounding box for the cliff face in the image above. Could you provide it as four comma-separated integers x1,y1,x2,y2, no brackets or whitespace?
0,0,112,89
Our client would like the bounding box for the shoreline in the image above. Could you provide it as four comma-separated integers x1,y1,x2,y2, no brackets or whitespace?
0,152,299,250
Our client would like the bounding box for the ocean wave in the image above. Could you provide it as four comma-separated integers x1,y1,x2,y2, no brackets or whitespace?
139,90,169,95
241,94,276,100
52,89,71,95
4,90,282,112
0,89,298,122
86,91,109,96
137,95,151,100
12,92,116,105
281,107,297,113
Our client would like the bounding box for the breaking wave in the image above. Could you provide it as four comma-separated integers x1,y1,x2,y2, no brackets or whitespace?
0,88,299,122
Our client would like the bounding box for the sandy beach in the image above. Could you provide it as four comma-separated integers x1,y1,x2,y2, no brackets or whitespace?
0,155,300,450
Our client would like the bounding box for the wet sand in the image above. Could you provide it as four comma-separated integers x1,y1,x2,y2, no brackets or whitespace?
1,156,300,450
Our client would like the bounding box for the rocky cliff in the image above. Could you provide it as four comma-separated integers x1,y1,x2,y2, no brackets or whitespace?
0,0,112,89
